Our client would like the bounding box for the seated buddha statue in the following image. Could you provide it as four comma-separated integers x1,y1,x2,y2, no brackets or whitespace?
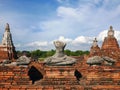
44,41,76,66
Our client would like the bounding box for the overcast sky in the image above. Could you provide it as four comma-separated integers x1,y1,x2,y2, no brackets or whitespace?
0,0,120,51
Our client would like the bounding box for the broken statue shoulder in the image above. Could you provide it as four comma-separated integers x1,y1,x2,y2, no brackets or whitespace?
44,41,76,66
1,55,31,66
87,56,115,66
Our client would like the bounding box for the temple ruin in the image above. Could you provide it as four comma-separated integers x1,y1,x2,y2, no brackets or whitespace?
0,24,120,90
0,23,17,63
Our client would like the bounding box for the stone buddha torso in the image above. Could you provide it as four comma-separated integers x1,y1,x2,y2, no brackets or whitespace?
44,41,76,66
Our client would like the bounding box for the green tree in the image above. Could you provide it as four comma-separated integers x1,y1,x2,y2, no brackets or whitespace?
65,49,71,56
31,49,42,59
17,49,90,59
46,49,55,57
83,51,89,55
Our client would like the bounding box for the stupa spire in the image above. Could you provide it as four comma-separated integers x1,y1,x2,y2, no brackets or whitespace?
108,25,114,37
102,26,119,51
110,26,113,30
89,38,101,56
5,23,10,32
1,23,13,46
0,23,17,60
92,38,98,47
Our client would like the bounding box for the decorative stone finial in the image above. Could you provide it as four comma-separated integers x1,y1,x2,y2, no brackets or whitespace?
92,38,98,47
5,23,10,32
44,41,76,66
108,26,114,37
110,26,113,30
2,23,13,46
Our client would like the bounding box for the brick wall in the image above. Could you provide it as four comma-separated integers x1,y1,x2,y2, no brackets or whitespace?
0,66,32,88
0,62,120,90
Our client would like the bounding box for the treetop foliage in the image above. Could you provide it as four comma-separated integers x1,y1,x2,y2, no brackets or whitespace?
16,49,89,60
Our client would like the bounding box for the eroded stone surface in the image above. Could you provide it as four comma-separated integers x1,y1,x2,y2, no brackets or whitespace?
44,41,76,66
16,55,31,65
0,23,17,62
1,55,31,66
0,26,120,90
90,38,101,56
102,26,119,50
87,56,115,66
88,26,120,65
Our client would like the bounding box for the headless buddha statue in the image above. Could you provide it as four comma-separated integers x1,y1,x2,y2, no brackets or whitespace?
44,41,76,66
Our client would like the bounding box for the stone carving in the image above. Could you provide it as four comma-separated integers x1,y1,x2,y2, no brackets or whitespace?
89,38,101,56
87,56,115,66
92,38,98,47
0,23,17,61
44,41,76,66
108,26,114,37
15,55,31,65
1,23,14,46
1,55,31,66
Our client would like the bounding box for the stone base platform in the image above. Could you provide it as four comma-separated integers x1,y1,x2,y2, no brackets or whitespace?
35,65,79,85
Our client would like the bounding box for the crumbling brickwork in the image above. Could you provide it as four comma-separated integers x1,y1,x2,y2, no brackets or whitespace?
0,66,32,86
0,26,120,90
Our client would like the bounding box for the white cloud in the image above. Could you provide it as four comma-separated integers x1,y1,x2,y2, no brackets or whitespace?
49,36,72,49
97,30,108,41
22,35,94,50
56,5,94,23
55,36,72,43
40,0,120,40
115,31,120,41
14,44,21,48
57,0,69,3
52,35,93,45
14,29,120,51
1,0,120,50
97,30,120,41
94,0,101,4
26,41,48,47
72,36,93,45
57,6,78,19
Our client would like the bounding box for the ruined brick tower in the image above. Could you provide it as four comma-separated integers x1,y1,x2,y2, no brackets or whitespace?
101,26,119,51
90,38,101,56
0,23,17,62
